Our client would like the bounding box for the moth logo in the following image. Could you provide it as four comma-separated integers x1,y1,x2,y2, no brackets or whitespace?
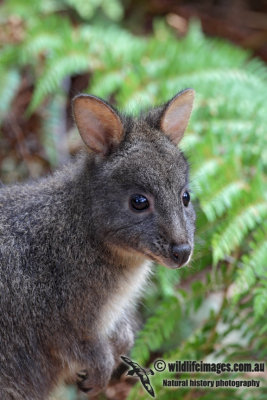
121,356,155,398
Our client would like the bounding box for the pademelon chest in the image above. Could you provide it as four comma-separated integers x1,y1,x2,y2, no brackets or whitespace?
98,260,153,337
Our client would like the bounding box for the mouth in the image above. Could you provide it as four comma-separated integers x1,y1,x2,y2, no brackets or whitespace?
144,251,191,270
110,242,192,269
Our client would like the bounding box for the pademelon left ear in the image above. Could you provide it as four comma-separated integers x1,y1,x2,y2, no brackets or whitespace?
160,89,195,145
72,94,124,156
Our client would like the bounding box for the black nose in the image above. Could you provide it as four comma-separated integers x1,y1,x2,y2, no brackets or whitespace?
170,243,191,266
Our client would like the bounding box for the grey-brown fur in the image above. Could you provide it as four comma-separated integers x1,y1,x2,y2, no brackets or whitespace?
0,90,196,399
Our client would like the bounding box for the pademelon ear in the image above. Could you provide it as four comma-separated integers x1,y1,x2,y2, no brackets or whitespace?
160,89,195,145
72,94,124,156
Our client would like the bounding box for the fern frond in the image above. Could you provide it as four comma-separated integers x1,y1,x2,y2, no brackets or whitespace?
131,296,181,364
65,0,123,21
156,265,181,297
212,202,267,265
201,181,247,222
89,70,126,99
245,240,267,279
233,223,267,299
254,285,267,318
21,34,63,63
41,94,69,166
0,69,20,120
233,265,256,300
191,158,221,195
29,53,89,112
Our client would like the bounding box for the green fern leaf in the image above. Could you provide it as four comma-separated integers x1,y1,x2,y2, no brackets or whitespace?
201,181,247,222
254,287,267,318
29,53,89,112
0,69,20,120
212,202,267,265
131,296,180,364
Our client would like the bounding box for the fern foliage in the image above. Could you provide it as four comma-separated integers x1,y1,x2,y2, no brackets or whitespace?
131,295,181,365
0,2,267,399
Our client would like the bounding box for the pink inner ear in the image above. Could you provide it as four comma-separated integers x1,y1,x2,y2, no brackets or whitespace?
73,96,124,155
161,89,195,145
78,108,108,153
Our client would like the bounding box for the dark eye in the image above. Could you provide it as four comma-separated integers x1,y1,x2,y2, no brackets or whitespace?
130,194,149,211
182,191,190,207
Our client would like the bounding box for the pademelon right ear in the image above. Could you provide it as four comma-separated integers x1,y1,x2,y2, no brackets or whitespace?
160,89,195,145
72,94,124,156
